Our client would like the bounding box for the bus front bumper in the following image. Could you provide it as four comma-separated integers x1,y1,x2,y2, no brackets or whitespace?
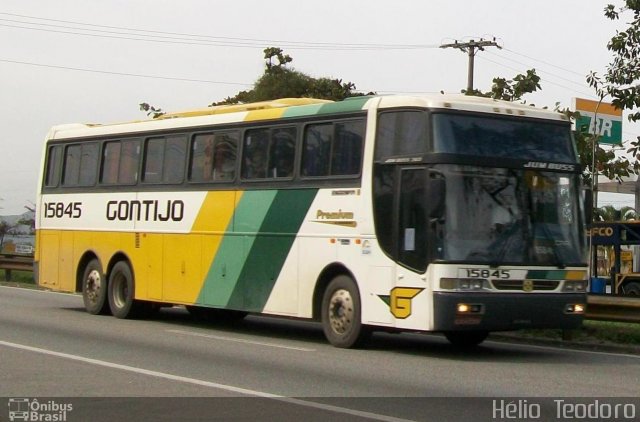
433,292,586,332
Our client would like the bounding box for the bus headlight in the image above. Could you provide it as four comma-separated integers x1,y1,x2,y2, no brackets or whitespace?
563,280,587,292
440,278,487,291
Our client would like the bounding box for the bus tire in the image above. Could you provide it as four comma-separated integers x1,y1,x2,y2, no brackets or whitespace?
321,275,370,348
444,330,489,348
108,261,143,319
82,259,110,315
623,281,640,296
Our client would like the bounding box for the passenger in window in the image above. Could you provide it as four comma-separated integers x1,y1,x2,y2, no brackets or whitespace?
246,149,267,179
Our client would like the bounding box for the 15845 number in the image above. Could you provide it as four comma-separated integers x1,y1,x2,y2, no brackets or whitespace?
464,269,511,279
44,202,82,219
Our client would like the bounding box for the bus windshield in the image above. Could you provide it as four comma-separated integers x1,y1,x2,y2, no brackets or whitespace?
432,113,576,161
436,165,585,266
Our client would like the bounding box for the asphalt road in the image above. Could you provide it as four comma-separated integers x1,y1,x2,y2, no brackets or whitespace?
0,286,638,421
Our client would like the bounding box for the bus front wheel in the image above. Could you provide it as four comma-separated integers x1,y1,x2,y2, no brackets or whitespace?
321,275,370,348
443,330,489,348
82,259,109,315
108,261,144,319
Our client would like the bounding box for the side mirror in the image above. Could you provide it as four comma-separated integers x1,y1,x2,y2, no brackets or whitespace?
427,171,446,220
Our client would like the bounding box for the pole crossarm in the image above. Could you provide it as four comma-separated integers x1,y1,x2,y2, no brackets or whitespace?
440,38,502,92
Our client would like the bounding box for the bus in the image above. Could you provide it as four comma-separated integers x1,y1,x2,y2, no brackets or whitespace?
35,95,588,348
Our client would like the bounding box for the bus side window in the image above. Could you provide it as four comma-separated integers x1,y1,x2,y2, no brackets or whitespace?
190,133,214,182
302,124,331,177
62,143,98,187
270,127,295,178
119,140,140,184
143,136,186,184
242,129,269,179
332,120,364,176
44,145,62,187
164,135,187,184
212,132,238,181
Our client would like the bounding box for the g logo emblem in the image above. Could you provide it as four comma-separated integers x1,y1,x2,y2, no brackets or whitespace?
375,287,423,319
523,279,534,292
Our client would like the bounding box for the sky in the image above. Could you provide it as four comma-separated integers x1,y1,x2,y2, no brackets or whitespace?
1,0,638,215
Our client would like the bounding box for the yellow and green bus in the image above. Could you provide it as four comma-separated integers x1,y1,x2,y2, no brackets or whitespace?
35,95,588,348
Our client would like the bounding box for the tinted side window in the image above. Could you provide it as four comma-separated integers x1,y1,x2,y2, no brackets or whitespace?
62,143,98,187
302,124,331,177
332,120,364,176
100,140,140,185
143,135,186,184
242,127,296,180
190,131,238,182
242,128,269,179
302,119,365,177
375,111,428,161
44,145,62,187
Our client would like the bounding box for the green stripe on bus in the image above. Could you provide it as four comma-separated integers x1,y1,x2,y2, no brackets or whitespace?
525,270,568,280
282,103,326,118
316,97,370,115
228,188,318,311
198,189,318,311
198,190,277,307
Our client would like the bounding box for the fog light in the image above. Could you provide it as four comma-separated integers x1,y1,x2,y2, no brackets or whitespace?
565,303,586,314
457,303,484,314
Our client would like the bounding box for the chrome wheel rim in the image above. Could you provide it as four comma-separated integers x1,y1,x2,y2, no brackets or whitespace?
84,270,101,304
328,288,354,335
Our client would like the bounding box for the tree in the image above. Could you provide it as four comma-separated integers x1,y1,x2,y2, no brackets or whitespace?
595,204,638,221
142,47,371,114
464,68,541,102
585,1,640,183
212,47,371,106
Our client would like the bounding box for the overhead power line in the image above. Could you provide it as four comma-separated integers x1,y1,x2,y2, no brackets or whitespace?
0,58,251,86
0,12,440,51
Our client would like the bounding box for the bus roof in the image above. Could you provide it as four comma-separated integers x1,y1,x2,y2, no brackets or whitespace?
45,94,568,140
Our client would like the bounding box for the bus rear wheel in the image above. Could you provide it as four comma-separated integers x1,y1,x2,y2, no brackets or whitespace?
82,259,109,315
444,330,489,348
321,275,369,348
108,261,146,319
623,281,640,296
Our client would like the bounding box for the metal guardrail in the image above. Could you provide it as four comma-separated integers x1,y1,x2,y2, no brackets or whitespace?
0,254,34,281
586,294,640,323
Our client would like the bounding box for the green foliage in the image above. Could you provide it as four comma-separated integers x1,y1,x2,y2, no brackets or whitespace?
586,1,640,178
139,102,165,118
465,68,541,102
594,204,638,221
211,47,371,106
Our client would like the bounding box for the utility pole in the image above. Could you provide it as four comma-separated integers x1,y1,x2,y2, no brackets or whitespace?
440,38,502,92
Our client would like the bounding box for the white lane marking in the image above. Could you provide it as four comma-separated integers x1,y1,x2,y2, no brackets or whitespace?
167,329,316,352
0,340,412,422
0,285,78,297
486,339,640,360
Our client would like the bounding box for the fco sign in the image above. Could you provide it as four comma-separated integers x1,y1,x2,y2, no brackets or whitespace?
573,97,623,145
